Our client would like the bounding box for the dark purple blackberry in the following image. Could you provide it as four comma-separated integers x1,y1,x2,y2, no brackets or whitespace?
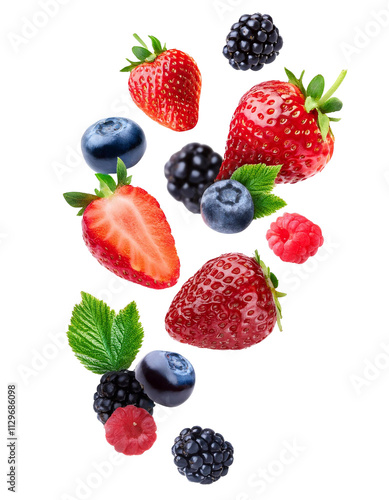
172,426,234,484
164,143,222,214
223,13,283,71
93,370,155,424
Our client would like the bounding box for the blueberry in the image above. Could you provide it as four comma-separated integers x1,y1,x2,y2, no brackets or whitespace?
200,180,254,234
135,351,195,407
81,117,146,174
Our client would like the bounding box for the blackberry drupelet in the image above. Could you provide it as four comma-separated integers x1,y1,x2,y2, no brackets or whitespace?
223,13,283,71
164,143,222,214
172,426,234,484
93,370,155,424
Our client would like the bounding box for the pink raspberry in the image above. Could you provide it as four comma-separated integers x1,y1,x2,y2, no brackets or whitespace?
105,405,157,455
266,213,324,264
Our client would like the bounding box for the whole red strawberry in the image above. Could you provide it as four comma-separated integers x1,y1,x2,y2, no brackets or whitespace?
165,252,285,350
217,68,347,184
64,159,180,289
121,34,201,132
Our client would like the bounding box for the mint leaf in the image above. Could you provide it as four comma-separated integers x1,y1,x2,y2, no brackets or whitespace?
110,302,144,371
67,293,144,374
252,193,287,219
231,164,282,194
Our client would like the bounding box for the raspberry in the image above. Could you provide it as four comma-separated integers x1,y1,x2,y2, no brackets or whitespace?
105,405,157,456
266,213,324,264
172,426,234,484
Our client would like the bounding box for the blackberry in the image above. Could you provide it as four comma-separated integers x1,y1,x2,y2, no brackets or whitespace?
93,370,155,424
223,13,283,71
164,143,222,214
171,426,234,484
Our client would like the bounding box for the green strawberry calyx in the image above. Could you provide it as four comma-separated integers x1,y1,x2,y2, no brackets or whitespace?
120,34,167,72
285,68,347,140
63,158,132,216
254,251,286,332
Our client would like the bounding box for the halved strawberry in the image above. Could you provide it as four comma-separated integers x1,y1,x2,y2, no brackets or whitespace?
64,159,180,289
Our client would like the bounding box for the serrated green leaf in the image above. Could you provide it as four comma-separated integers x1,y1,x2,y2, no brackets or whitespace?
317,110,330,140
67,292,116,374
132,46,152,61
109,302,144,371
231,164,282,194
116,158,128,186
252,193,287,219
63,192,99,208
320,97,343,114
95,173,116,194
67,293,144,374
305,96,318,113
307,74,325,100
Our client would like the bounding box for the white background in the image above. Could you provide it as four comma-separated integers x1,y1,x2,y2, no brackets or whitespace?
2,0,389,499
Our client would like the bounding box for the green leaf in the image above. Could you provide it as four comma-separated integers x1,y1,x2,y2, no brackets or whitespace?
320,97,343,114
317,110,330,140
116,158,128,186
133,33,148,49
305,96,318,113
149,35,163,54
120,62,141,72
95,173,116,194
126,175,133,184
63,192,100,209
306,74,325,100
252,193,287,219
270,272,279,289
329,117,341,122
231,164,282,194
67,292,116,374
67,293,144,374
285,68,306,96
132,46,152,61
109,302,144,371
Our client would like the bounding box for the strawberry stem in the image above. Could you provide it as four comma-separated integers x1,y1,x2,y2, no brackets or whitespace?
317,70,347,107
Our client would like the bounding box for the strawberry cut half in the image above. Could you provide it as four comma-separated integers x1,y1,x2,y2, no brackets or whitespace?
64,159,180,289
